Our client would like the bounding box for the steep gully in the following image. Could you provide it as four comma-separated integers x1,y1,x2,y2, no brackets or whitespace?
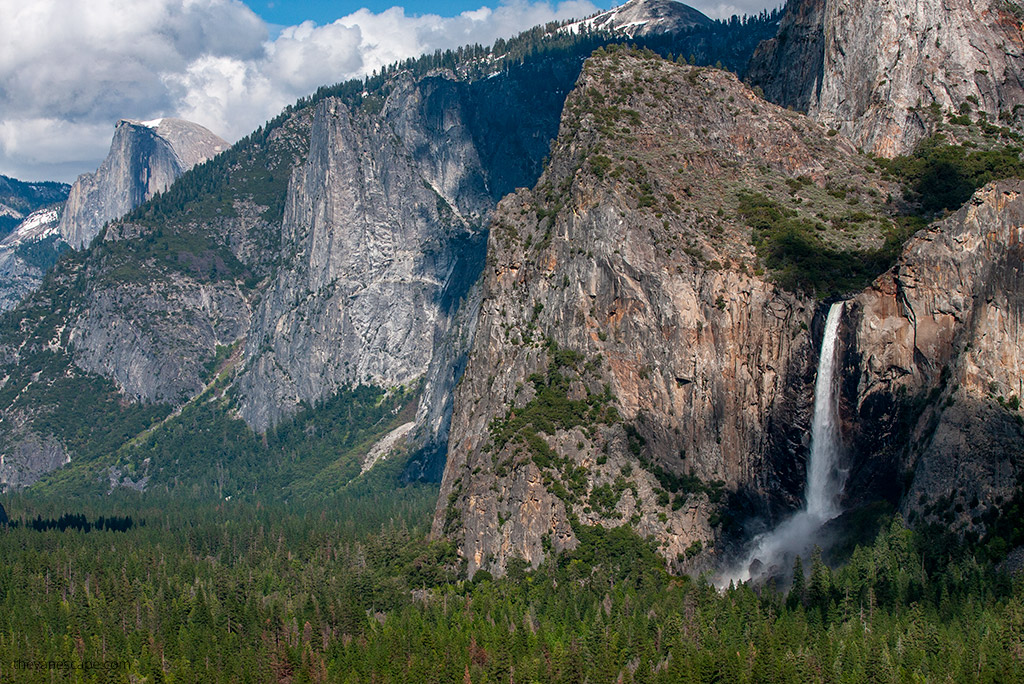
720,301,846,586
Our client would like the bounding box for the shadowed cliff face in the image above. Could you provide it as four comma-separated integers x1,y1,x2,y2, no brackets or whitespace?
235,93,488,431
843,181,1024,527
746,0,827,113
750,0,1024,157
432,49,902,578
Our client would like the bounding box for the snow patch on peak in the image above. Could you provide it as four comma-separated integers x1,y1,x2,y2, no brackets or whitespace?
2,208,60,247
560,0,710,38
118,117,164,129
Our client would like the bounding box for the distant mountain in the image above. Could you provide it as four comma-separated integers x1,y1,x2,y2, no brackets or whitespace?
563,0,712,38
0,119,227,314
58,118,227,248
0,207,66,312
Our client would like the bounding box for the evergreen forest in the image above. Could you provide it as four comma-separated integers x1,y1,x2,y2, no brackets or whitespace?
2,480,1023,682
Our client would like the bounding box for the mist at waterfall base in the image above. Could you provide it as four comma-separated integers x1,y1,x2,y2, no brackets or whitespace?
717,302,847,588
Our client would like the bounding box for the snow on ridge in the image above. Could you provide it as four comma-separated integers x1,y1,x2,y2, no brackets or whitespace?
2,208,60,247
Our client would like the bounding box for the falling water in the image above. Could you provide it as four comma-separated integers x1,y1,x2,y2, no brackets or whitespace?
717,301,846,586
805,301,845,520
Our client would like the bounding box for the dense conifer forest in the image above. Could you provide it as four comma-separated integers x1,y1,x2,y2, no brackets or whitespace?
2,480,1023,682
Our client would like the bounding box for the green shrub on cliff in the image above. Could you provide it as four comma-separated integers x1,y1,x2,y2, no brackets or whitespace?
738,192,895,297
879,133,1024,214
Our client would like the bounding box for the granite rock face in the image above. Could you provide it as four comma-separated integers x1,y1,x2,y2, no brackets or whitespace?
236,91,488,431
750,0,1024,156
0,410,69,492
431,50,898,577
235,65,576,438
59,118,227,248
844,180,1024,526
69,268,252,405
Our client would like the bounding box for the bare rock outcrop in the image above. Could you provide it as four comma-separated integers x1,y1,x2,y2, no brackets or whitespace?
0,411,69,492
845,180,1024,525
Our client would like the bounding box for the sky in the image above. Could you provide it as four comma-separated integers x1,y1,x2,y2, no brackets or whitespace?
0,0,779,183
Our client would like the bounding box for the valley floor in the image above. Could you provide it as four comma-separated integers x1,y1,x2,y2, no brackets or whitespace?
1,488,1022,683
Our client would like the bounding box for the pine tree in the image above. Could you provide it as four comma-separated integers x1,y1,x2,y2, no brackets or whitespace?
788,556,805,610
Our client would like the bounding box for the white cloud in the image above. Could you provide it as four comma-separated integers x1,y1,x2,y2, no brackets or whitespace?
0,0,777,182
163,0,605,158
0,0,267,181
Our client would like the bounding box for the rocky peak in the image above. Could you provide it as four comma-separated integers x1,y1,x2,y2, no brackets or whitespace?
750,0,1024,157
564,0,711,38
58,117,226,248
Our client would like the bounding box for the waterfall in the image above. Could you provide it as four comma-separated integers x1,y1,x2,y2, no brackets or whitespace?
806,301,845,519
717,301,846,586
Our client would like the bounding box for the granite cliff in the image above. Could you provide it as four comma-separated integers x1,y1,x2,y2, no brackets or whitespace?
750,0,1024,157
432,48,900,576
842,180,1024,529
235,81,491,431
